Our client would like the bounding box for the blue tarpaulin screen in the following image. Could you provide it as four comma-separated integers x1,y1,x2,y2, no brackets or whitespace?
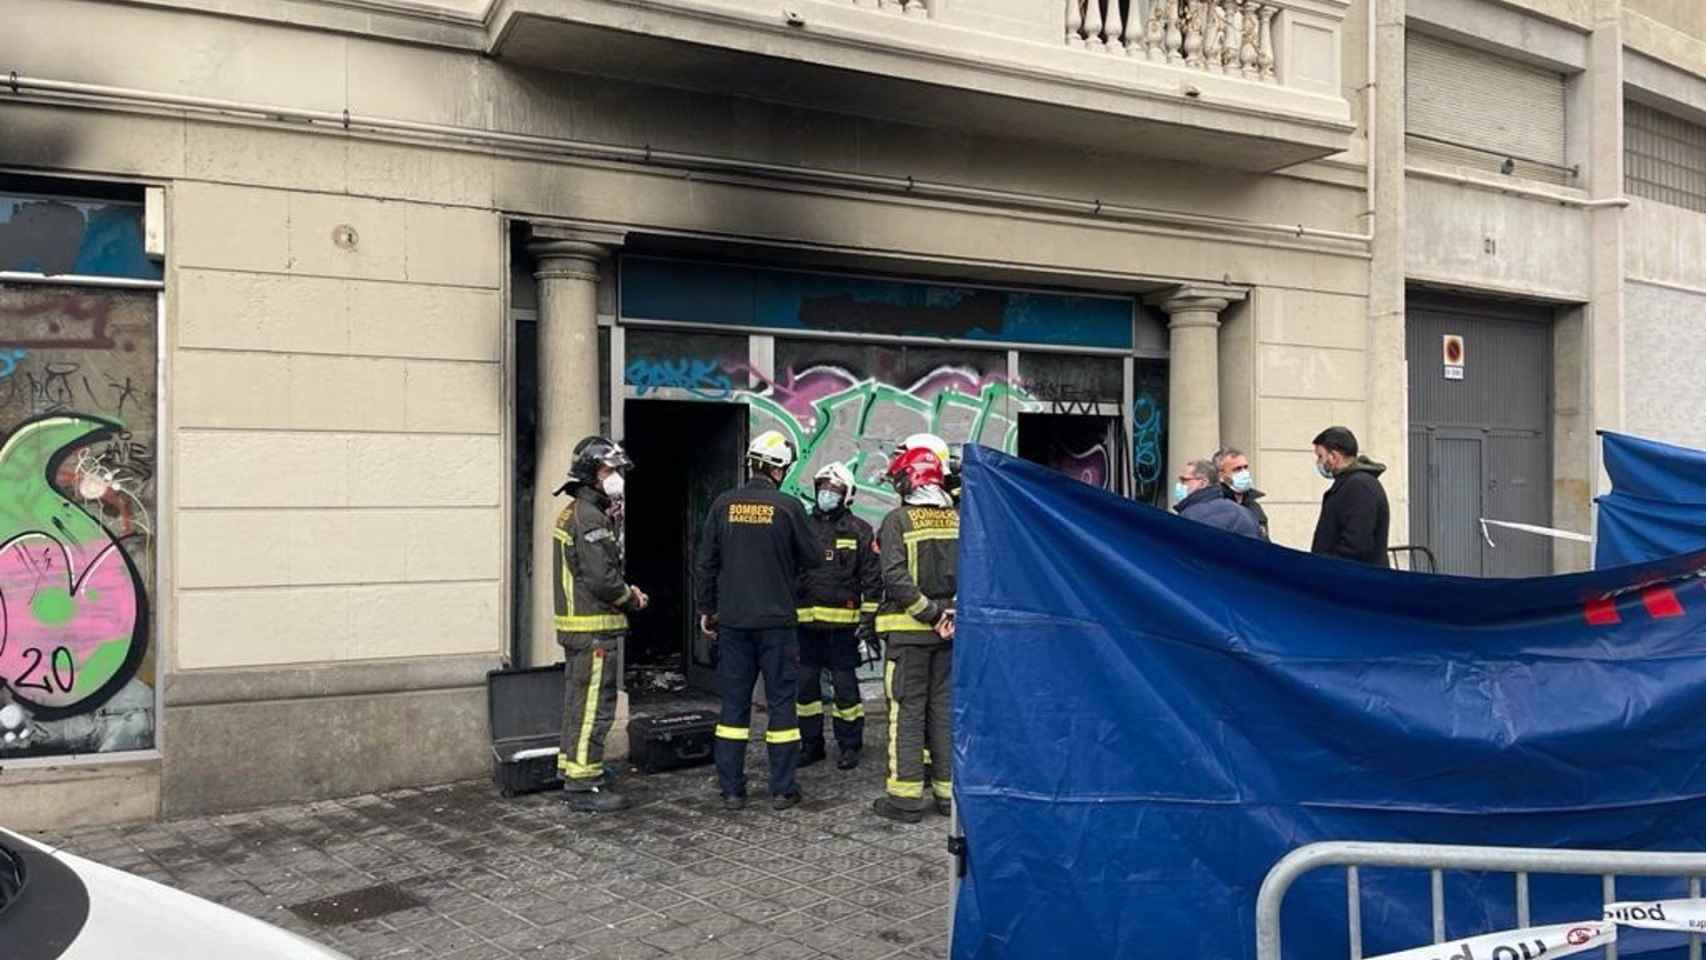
952,445,1706,960
1596,431,1706,568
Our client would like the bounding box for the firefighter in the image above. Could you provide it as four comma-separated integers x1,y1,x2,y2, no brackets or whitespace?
900,432,961,505
871,442,959,823
795,462,881,771
553,436,648,813
696,430,821,811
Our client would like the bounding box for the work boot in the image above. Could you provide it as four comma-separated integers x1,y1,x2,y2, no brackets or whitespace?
935,798,952,817
563,787,630,813
772,790,804,812
871,797,924,824
836,747,862,771
722,794,747,811
799,741,827,768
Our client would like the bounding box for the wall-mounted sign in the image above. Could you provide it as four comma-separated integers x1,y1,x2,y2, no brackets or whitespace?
1442,334,1465,381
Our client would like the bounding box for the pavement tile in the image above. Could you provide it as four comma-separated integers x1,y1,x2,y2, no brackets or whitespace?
48,701,951,960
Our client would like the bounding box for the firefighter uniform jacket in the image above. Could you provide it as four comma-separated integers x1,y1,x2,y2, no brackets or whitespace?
554,486,632,634
874,501,959,644
696,476,820,629
796,507,881,628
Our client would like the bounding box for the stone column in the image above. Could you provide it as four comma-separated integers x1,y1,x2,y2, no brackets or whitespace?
1146,284,1247,487
1368,0,1410,545
527,227,622,672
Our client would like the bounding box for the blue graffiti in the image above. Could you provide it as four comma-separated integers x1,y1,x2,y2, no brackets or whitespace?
0,349,25,380
625,357,735,400
1133,391,1163,497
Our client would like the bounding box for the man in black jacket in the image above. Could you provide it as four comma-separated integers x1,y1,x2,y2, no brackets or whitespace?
1213,446,1270,541
795,462,881,771
696,430,820,811
1310,426,1390,566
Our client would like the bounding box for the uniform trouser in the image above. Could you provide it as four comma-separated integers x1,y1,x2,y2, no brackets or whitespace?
713,626,801,798
884,638,953,810
796,627,864,751
558,631,622,790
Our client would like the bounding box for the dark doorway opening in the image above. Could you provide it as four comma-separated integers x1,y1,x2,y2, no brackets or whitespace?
622,400,746,696
1017,413,1123,493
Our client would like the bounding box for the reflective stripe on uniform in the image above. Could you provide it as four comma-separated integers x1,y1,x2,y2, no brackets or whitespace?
716,724,750,740
765,727,801,744
877,613,935,633
887,778,925,799
574,648,605,771
796,700,826,718
558,754,603,780
860,601,878,613
923,748,933,765
796,608,816,623
902,529,959,544
555,613,629,632
885,659,901,787
835,538,858,550
803,606,859,624
932,779,953,800
831,702,865,722
905,596,930,617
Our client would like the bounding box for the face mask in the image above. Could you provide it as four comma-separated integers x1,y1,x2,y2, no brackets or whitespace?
816,490,844,512
1315,460,1333,479
601,471,626,499
1172,481,1192,505
1229,469,1254,493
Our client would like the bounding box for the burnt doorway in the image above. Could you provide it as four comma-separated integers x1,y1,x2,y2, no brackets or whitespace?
622,400,746,694
1017,413,1124,493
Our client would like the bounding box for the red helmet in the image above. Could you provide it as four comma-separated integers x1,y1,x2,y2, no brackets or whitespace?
886,446,944,492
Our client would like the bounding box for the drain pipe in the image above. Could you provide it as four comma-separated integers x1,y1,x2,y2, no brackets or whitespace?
4,72,1373,246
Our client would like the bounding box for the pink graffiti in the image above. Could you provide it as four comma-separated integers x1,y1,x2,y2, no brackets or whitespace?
752,364,1011,419
0,535,139,710
1049,443,1110,489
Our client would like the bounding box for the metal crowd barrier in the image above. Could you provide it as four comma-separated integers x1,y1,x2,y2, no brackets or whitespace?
1256,841,1706,960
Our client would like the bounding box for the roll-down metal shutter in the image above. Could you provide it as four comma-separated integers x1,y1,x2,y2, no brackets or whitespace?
1406,32,1567,173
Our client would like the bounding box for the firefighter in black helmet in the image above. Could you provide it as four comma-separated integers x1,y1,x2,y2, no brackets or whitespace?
696,430,820,811
554,436,646,813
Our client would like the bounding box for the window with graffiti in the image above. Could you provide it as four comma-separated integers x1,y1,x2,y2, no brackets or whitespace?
0,283,157,757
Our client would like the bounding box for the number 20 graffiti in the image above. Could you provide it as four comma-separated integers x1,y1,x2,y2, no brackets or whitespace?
0,415,148,719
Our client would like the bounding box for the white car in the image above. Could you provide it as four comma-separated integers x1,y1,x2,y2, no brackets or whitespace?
0,826,349,958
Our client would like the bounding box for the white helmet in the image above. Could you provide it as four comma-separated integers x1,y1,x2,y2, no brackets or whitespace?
897,433,951,466
747,430,797,470
813,461,858,503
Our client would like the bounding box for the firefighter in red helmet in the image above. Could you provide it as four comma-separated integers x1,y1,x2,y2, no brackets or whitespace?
871,443,959,823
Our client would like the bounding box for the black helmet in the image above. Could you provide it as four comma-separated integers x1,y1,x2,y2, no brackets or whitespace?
555,436,633,495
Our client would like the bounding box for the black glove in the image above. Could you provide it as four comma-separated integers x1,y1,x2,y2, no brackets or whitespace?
857,619,882,664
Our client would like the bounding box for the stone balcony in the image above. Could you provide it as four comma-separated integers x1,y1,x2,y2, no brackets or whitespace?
489,0,1355,171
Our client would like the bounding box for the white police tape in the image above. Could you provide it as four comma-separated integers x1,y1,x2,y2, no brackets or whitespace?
1604,898,1706,931
1367,920,1615,960
1368,899,1706,960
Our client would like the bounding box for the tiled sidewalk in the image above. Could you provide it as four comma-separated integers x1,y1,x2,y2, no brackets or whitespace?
39,737,953,960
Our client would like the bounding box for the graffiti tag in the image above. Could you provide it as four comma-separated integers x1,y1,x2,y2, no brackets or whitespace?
0,415,149,721
626,357,736,400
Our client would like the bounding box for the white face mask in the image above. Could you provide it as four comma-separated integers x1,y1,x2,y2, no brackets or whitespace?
601,471,626,500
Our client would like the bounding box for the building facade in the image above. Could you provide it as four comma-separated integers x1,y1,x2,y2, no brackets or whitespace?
0,0,1694,827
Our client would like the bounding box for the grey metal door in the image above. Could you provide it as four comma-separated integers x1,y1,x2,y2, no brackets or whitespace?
1407,297,1552,576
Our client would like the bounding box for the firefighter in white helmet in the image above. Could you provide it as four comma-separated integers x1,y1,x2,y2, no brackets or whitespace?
793,462,881,770
695,430,821,811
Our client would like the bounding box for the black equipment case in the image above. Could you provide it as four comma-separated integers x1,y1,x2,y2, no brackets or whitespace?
488,663,565,797
626,710,717,773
